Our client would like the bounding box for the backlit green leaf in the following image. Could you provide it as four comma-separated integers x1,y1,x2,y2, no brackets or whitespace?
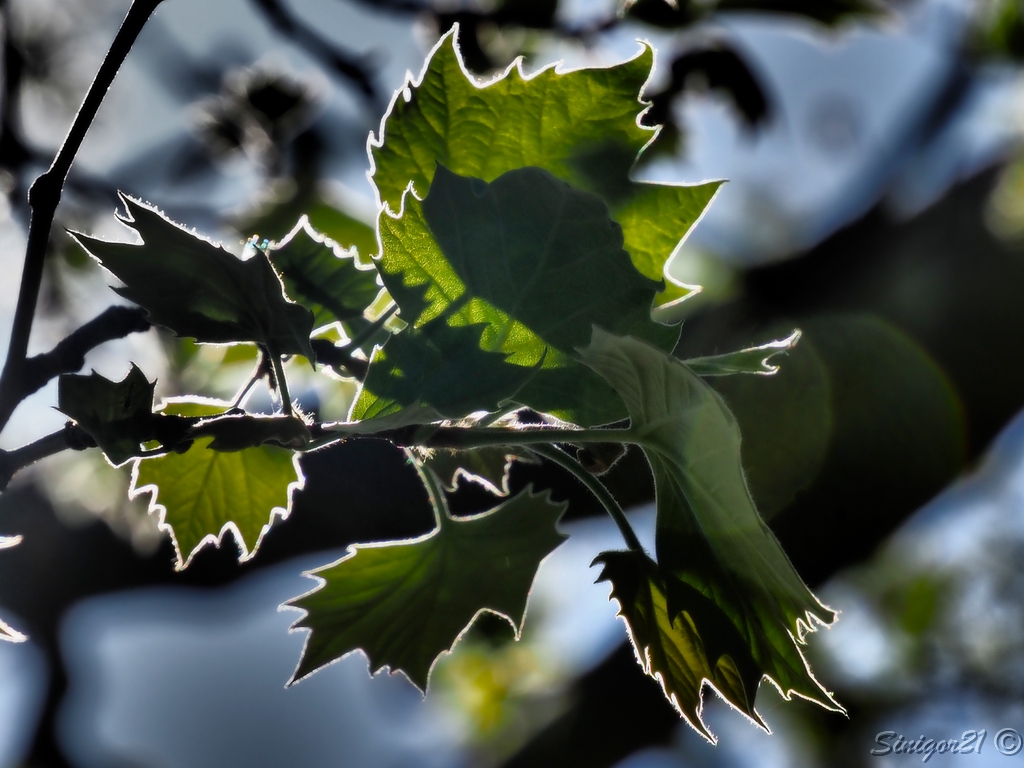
684,330,801,376
594,550,765,741
422,165,674,352
578,328,841,715
287,481,567,690
130,400,303,569
371,165,672,425
58,364,155,466
424,446,533,497
371,28,718,304
266,217,381,330
351,318,537,423
73,195,314,358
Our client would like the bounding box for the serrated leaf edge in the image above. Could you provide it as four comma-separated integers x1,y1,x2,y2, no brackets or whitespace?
366,25,661,215
127,397,306,571
593,554,776,744
269,214,387,335
282,480,567,691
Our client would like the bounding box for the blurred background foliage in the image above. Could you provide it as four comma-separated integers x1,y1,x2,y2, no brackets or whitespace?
5,0,1024,765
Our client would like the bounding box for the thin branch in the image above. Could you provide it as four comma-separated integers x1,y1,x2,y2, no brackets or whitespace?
0,306,150,428
250,0,380,107
0,423,95,492
232,350,270,408
372,424,633,450
310,338,369,379
346,303,396,350
530,443,644,553
0,0,165,435
270,353,293,416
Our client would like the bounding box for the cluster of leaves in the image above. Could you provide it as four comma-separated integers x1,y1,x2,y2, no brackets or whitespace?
54,28,839,739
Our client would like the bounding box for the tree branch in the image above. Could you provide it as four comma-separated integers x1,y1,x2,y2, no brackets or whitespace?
0,0,165,435
310,338,369,379
0,423,95,492
250,0,380,107
0,306,151,429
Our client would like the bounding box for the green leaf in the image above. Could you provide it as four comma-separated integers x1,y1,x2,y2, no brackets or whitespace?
371,28,719,304
422,165,674,352
58,364,155,466
266,217,381,330
130,400,303,569
286,481,567,690
684,330,801,376
424,446,532,496
578,328,841,713
373,165,673,425
351,317,538,423
239,189,378,260
73,195,314,358
594,550,765,741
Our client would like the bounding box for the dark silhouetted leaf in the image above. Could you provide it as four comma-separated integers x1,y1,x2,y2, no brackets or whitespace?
73,195,314,357
352,319,536,428
422,166,674,353
58,364,155,466
351,318,538,423
287,482,566,690
266,217,381,330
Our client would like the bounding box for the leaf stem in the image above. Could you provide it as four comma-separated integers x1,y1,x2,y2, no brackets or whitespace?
413,458,452,528
0,0,165,434
270,353,293,416
530,443,643,553
407,425,635,449
232,349,269,408
345,302,397,351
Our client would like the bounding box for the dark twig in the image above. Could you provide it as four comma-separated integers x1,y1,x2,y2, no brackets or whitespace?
310,338,369,379
250,0,381,107
0,423,95,492
0,306,151,429
0,0,165,436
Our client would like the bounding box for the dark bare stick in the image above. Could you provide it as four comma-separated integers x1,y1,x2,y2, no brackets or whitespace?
0,423,95,491
0,0,166,434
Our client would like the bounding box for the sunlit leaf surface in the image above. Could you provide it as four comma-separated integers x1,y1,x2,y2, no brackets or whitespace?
287,483,566,690
371,27,718,304
579,329,841,723
594,550,765,741
131,401,303,569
